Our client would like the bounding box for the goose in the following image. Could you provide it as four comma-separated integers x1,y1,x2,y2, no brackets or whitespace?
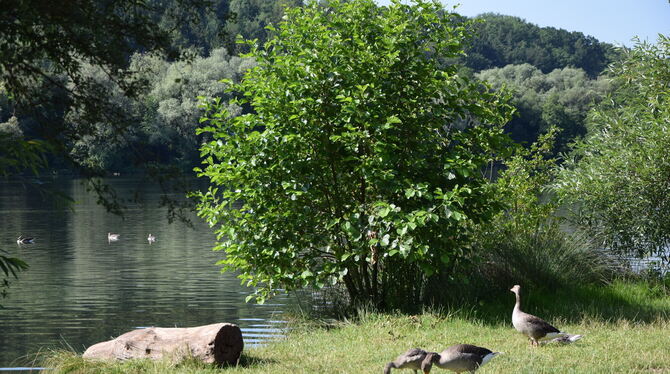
510,284,582,346
430,344,502,373
17,235,35,244
147,234,156,244
384,348,437,374
107,232,120,242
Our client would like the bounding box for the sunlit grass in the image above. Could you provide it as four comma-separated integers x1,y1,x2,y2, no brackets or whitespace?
42,281,670,373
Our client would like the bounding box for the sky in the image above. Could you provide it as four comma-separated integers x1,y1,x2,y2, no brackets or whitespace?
376,0,670,47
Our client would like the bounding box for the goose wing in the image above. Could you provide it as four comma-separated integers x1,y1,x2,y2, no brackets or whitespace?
447,344,492,356
524,313,561,334
444,344,493,364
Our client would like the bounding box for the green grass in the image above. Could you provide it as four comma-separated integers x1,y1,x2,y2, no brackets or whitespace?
42,281,670,373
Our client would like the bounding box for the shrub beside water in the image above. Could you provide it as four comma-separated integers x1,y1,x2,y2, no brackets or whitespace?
436,129,621,304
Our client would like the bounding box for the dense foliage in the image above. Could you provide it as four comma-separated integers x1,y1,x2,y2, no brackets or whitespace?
0,249,28,301
556,36,670,268
223,0,303,54
153,0,303,55
0,0,205,101
477,64,610,152
0,1,620,175
466,129,614,295
196,0,514,308
464,13,619,78
0,0,297,175
65,49,250,172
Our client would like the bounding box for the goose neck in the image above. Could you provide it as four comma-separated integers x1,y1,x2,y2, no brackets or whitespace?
513,292,522,312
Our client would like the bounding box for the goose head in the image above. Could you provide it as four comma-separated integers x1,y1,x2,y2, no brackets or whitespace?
421,352,440,374
510,284,521,295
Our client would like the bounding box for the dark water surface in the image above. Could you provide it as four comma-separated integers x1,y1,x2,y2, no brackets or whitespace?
0,177,290,368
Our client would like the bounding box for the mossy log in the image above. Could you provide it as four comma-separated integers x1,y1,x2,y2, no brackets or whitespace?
83,323,243,365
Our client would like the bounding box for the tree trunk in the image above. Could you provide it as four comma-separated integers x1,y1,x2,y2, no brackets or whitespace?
83,323,243,366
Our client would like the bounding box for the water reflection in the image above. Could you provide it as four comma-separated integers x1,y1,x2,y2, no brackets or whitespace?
0,177,290,367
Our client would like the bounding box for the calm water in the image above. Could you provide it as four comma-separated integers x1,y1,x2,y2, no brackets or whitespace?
0,177,291,368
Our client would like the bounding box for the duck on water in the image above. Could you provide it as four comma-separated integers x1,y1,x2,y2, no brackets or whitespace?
16,235,35,244
107,233,120,243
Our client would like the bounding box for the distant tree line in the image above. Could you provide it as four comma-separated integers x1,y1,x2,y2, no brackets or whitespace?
477,64,611,152
0,1,622,177
463,13,619,78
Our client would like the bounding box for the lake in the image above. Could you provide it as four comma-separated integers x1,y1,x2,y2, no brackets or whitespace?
0,177,293,369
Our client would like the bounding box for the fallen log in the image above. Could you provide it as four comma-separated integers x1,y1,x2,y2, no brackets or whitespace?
83,323,243,365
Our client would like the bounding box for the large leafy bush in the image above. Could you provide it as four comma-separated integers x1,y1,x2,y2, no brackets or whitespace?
195,0,514,308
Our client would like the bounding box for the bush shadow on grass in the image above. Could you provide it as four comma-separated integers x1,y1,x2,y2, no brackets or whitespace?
175,353,278,370
435,279,670,327
286,279,670,331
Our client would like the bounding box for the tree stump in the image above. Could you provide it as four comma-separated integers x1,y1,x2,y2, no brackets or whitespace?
83,323,243,365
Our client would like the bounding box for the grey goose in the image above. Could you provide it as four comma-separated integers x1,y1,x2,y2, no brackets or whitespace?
429,344,501,373
384,348,437,374
510,284,582,346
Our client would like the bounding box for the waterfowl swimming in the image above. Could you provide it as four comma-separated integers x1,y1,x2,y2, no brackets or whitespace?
384,348,437,374
431,344,502,373
510,284,582,346
147,234,156,244
17,235,35,244
107,232,120,242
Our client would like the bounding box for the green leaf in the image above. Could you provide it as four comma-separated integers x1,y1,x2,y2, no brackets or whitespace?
380,234,390,246
440,254,451,265
386,115,402,124
405,188,416,198
378,207,391,218
301,270,313,279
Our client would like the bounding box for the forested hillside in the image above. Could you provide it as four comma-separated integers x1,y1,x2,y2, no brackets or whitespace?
477,64,610,151
464,13,619,78
0,0,622,174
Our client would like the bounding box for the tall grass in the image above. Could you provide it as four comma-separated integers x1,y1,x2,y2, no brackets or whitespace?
421,220,622,313
476,224,618,291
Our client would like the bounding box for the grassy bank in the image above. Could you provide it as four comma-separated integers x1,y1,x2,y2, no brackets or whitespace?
43,281,670,373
